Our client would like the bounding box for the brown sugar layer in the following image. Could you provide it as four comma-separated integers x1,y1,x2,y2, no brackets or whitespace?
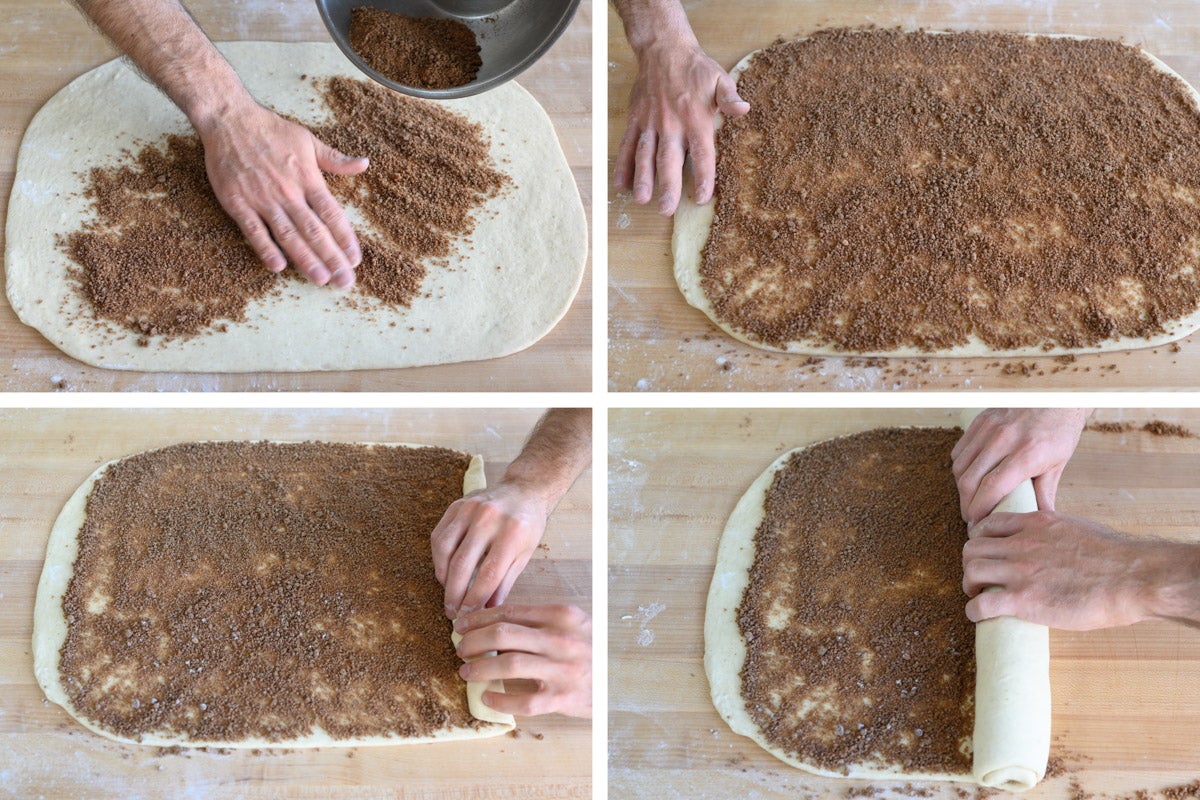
348,8,481,90
59,76,507,340
702,29,1200,353
57,441,480,743
737,427,974,775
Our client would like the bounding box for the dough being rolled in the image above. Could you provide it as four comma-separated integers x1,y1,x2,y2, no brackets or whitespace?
960,409,1051,790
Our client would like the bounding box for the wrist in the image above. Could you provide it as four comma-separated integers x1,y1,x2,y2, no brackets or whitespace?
498,467,561,517
624,3,699,58
183,77,257,139
1137,541,1200,623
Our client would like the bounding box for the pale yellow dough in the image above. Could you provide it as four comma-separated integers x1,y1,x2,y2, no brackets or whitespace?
674,33,1200,358
6,42,587,372
32,443,515,747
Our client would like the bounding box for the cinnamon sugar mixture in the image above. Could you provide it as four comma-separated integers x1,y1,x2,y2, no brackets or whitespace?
57,442,480,743
60,76,507,340
349,8,482,89
737,428,974,775
702,29,1200,352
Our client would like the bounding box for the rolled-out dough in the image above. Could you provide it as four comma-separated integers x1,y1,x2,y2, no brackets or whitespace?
705,424,1047,789
6,42,587,372
674,33,1200,358
32,442,515,747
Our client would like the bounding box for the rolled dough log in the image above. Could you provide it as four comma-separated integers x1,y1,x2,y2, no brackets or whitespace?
960,410,1051,791
32,442,515,747
6,42,587,372
673,33,1200,358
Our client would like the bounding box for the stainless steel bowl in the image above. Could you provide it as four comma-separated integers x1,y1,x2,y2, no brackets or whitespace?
315,0,580,99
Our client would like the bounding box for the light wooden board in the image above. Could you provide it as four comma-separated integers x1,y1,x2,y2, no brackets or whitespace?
0,408,592,800
0,0,591,392
607,0,1200,391
609,408,1200,799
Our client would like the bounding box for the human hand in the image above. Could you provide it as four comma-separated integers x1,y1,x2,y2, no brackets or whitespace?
614,32,749,216
961,510,1189,629
195,101,367,288
455,604,592,718
952,408,1091,526
431,481,549,619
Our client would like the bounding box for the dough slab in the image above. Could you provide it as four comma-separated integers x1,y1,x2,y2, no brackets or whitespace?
6,42,587,372
674,32,1200,358
32,442,515,747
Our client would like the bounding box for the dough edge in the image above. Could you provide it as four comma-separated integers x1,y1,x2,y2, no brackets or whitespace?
673,32,1200,358
31,441,515,748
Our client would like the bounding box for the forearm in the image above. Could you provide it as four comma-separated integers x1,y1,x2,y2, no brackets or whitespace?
1138,540,1200,627
612,0,697,55
74,0,254,133
502,409,592,512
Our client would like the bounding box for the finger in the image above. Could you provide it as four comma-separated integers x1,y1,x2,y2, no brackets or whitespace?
306,184,362,270
632,129,658,204
961,536,1013,562
458,539,521,616
460,651,552,684
457,621,552,660
968,512,1026,539
224,197,286,273
479,689,555,717
962,557,1014,597
688,124,717,204
714,73,750,116
486,556,530,609
614,122,640,189
264,205,330,286
951,416,985,461
956,447,1007,523
313,138,369,176
966,454,1034,525
1032,469,1061,512
430,502,467,587
282,200,353,288
655,131,685,216
444,529,491,619
965,589,1017,623
455,603,560,633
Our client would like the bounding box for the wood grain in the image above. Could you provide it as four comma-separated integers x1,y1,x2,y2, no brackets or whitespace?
607,0,1200,391
0,408,591,800
0,0,591,392
609,408,1200,799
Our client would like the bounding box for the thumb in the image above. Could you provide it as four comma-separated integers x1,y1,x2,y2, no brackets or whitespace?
715,73,750,116
314,138,369,175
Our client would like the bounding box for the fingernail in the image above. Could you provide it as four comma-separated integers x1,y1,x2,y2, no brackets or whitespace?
453,617,468,632
459,605,477,617
309,266,330,285
658,195,674,215
458,664,470,679
347,246,362,267
613,171,625,187
330,268,354,289
445,605,456,618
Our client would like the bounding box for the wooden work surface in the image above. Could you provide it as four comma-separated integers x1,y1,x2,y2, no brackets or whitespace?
0,1,591,393
0,408,591,799
607,0,1200,392
609,408,1200,799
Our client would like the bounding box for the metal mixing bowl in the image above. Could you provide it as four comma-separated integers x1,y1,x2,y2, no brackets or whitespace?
315,0,580,99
